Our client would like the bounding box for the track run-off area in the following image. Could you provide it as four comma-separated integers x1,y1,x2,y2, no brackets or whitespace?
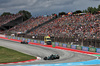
0,37,100,66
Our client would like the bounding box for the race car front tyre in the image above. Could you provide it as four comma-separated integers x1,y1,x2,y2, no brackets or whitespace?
44,57,47,60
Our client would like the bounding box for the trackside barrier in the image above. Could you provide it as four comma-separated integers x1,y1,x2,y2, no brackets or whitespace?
76,46,82,50
52,42,55,47
5,35,7,38
34,40,37,43
6,36,8,38
17,37,20,40
82,47,89,51
5,36,100,53
20,37,23,40
55,42,59,46
52,42,55,45
28,39,31,42
25,38,28,41
96,48,100,53
67,44,71,48
40,41,44,45
89,47,96,52
37,40,39,43
59,43,62,47
10,36,13,39
62,44,67,48
15,37,17,39
37,40,40,43
12,36,14,39
22,38,25,41
31,39,34,42
71,45,76,49
8,36,11,39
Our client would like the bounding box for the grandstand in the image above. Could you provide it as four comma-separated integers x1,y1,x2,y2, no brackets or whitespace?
29,14,100,39
0,12,100,48
0,13,23,33
8,15,55,34
27,13,100,48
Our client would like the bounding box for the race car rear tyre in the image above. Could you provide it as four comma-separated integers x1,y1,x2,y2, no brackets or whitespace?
57,57,60,59
56,56,60,59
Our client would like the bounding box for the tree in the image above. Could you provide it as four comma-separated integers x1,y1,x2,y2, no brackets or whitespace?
73,10,82,14
86,7,98,14
97,5,100,11
92,7,98,14
83,9,88,13
18,10,32,21
1,12,12,16
83,6,98,14
76,10,82,13
58,12,66,16
87,7,93,13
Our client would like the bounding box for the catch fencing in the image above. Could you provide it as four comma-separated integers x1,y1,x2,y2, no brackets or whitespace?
5,35,100,53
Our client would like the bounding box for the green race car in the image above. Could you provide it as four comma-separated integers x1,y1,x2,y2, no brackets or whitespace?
44,54,60,60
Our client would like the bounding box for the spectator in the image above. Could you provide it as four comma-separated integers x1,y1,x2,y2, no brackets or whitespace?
29,13,100,39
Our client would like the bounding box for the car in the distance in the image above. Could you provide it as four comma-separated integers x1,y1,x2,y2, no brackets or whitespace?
21,40,29,44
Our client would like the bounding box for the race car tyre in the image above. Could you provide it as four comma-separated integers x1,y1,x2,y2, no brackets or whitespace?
57,56,60,59
56,55,60,59
44,57,47,60
21,42,23,44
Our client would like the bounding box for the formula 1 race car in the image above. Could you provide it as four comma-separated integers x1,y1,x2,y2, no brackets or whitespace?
44,54,60,60
21,40,28,44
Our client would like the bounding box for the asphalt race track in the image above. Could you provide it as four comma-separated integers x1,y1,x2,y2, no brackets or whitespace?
0,39,97,65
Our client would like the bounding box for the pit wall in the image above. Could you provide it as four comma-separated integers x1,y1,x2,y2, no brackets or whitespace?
6,36,100,53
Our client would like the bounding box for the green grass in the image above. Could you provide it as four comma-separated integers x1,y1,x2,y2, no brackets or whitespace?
0,46,36,63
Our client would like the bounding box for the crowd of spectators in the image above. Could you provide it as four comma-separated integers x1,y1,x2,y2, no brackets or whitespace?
8,15,53,33
0,13,23,26
29,13,100,39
